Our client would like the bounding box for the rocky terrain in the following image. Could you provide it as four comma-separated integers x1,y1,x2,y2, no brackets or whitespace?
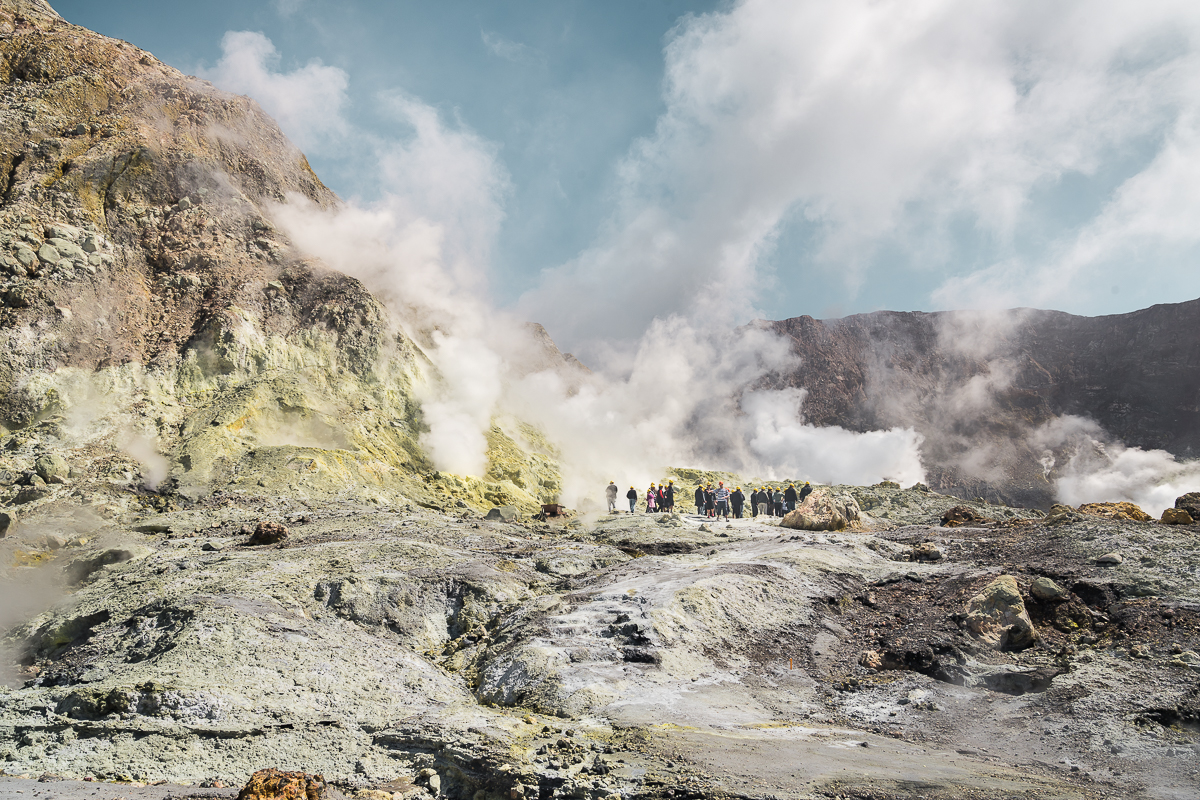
3,480,1200,800
3,2,1200,800
764,300,1200,509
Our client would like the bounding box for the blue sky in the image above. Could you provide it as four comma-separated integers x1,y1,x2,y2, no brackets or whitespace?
55,0,1200,352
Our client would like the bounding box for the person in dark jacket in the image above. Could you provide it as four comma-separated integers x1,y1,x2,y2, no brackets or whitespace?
626,486,638,513
772,487,785,516
664,480,676,511
731,486,745,518
798,481,813,502
705,485,716,517
784,484,798,512
694,485,705,516
749,488,759,517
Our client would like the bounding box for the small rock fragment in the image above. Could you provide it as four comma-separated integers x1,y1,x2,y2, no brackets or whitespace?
1096,552,1123,566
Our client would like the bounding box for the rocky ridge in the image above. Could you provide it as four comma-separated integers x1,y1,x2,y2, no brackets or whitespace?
0,0,562,521
764,300,1200,510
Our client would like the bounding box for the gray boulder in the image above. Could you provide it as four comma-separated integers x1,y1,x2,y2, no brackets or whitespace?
34,453,70,484
486,505,519,522
1030,577,1066,601
963,575,1037,650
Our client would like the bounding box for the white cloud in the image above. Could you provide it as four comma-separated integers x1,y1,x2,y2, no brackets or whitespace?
521,0,1200,349
199,30,350,151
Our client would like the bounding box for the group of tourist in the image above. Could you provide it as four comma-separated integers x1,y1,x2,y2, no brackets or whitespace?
604,479,813,519
605,480,678,513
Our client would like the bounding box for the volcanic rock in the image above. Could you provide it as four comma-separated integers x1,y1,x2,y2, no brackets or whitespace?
1030,576,1066,601
485,505,519,522
1161,507,1194,525
249,521,289,545
1176,492,1200,521
780,488,860,531
940,505,991,527
963,575,1037,650
1096,552,1124,565
1079,502,1152,522
33,453,68,484
237,768,333,800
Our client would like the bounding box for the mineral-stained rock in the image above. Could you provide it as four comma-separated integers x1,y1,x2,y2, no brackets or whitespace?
249,521,289,545
1161,507,1194,525
781,489,860,531
1045,504,1082,524
941,506,991,527
913,542,944,561
1175,492,1200,521
1078,502,1152,522
486,506,519,522
237,768,330,800
1030,576,1066,601
963,575,1037,650
34,453,69,484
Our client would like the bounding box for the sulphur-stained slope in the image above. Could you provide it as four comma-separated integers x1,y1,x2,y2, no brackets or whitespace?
0,0,561,514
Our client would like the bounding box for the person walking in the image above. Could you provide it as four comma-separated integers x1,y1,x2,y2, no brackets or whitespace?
606,480,619,513
731,486,745,518
715,481,731,520
757,487,769,518
646,484,657,513
772,486,785,517
784,483,798,513
626,486,638,513
749,487,759,517
664,480,676,512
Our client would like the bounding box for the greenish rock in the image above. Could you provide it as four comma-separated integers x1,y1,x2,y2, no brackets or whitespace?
1030,577,1066,601
81,234,100,253
14,245,36,268
47,237,85,260
486,505,519,522
34,452,69,483
36,242,59,263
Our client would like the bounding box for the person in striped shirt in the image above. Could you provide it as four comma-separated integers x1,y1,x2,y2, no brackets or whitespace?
714,482,731,520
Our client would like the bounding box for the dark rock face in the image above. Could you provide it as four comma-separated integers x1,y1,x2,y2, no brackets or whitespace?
761,301,1200,508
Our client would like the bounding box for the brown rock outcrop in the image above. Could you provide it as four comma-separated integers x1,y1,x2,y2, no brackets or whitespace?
1078,502,1152,522
237,769,329,800
1161,507,1194,525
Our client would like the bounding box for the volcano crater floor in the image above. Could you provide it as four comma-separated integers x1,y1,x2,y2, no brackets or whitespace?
2,486,1199,800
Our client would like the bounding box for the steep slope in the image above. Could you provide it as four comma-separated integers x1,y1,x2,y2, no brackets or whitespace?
0,0,560,514
764,300,1200,508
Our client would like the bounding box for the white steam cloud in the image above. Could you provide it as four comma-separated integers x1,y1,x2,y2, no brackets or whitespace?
121,432,170,491
198,31,349,151
1031,416,1200,517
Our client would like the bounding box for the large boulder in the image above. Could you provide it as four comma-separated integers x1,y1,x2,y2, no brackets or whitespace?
237,768,333,800
941,505,991,527
1077,502,1152,522
34,453,69,484
781,489,860,531
1175,492,1200,521
1162,507,1194,525
963,575,1037,651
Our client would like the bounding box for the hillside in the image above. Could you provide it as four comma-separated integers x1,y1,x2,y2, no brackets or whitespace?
765,301,1200,508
